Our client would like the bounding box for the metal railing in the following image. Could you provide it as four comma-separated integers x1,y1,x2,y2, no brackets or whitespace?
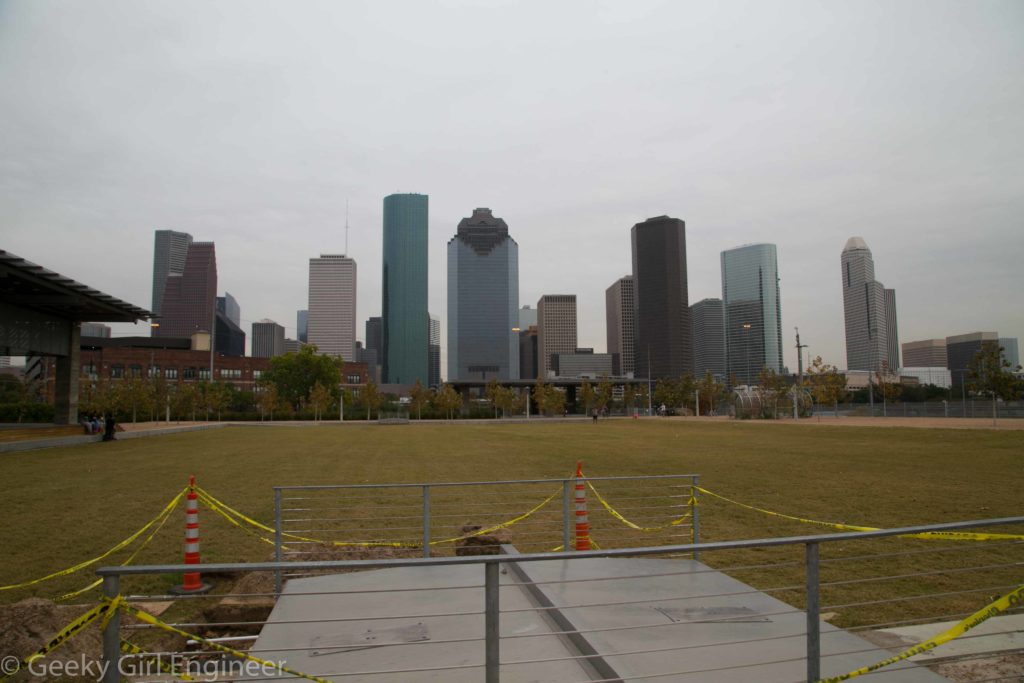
272,475,701,591
95,515,1024,683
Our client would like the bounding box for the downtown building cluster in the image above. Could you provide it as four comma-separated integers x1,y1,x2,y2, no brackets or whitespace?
137,202,1017,396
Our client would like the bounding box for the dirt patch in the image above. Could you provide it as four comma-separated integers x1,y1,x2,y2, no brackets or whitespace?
934,653,1024,681
454,524,512,556
0,598,103,681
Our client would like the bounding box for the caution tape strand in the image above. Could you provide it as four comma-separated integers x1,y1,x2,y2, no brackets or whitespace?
118,600,334,683
696,487,1024,541
586,480,693,532
0,490,187,592
818,583,1024,682
56,498,181,602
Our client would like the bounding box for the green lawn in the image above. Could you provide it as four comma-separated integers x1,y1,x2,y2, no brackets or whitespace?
3,420,1021,628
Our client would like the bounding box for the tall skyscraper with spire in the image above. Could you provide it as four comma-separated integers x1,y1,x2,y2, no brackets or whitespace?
447,208,519,381
382,193,429,384
721,244,783,386
841,237,897,371
631,215,692,379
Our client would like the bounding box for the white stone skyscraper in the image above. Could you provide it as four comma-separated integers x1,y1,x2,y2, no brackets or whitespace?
841,237,894,371
308,254,357,360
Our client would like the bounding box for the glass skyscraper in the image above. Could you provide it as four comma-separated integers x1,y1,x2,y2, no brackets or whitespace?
382,193,429,384
447,208,519,381
721,243,783,386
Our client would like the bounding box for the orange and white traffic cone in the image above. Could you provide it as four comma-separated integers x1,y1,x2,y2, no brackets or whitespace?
574,461,591,551
172,475,211,594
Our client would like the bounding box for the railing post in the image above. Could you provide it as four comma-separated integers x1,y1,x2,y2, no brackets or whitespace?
485,560,500,683
274,488,283,595
422,485,431,558
562,479,571,551
691,476,701,561
101,574,120,683
805,542,821,683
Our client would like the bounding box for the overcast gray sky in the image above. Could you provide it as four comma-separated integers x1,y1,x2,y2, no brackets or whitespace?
2,0,1022,374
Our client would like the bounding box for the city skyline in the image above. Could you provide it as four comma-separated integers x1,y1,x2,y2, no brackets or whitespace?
2,2,1021,375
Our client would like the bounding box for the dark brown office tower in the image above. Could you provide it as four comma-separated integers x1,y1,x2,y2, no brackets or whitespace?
154,242,217,339
631,216,693,379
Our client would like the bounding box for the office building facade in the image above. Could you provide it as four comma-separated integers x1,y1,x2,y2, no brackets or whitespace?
297,310,308,344
428,314,441,387
215,309,245,357
537,295,577,378
947,331,999,392
884,289,899,370
553,351,614,378
841,237,892,372
999,337,1020,370
152,230,193,318
605,276,635,377
631,215,692,380
217,293,240,327
154,242,217,340
308,254,357,360
691,297,726,382
902,339,947,368
447,208,519,381
382,193,429,384
519,326,539,380
252,320,286,358
721,244,783,386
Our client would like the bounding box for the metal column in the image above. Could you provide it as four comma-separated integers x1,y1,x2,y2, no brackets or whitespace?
484,561,500,683
422,485,431,558
274,488,283,594
101,575,120,683
562,479,571,551
805,542,821,682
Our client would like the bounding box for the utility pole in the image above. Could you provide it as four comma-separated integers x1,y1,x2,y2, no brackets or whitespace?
795,328,808,420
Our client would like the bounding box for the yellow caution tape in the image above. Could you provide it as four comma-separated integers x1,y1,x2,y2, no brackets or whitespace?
0,490,186,592
818,584,1024,682
586,480,693,532
196,490,281,547
198,485,559,549
196,488,409,548
120,639,194,681
119,600,334,683
697,487,1024,541
0,601,113,682
430,489,560,545
57,499,180,602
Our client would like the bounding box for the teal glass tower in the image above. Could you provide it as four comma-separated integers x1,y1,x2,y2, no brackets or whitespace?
721,243,783,386
382,193,429,384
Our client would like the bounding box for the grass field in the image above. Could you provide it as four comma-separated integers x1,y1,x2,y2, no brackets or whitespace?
2,419,1021,629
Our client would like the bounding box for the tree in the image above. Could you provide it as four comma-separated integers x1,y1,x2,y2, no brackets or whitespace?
757,368,789,419
874,369,902,415
968,344,1020,422
622,383,637,415
172,383,200,422
485,378,503,418
257,384,280,421
806,356,847,417
533,378,551,416
435,383,462,420
409,380,430,420
0,375,27,403
635,383,650,415
579,379,595,415
201,381,232,421
696,372,726,415
361,380,384,420
596,377,613,414
308,381,331,422
653,378,681,414
678,374,697,414
494,385,517,418
117,375,153,423
262,345,341,410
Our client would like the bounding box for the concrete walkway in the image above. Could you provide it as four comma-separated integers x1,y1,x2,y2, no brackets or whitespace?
0,422,228,454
